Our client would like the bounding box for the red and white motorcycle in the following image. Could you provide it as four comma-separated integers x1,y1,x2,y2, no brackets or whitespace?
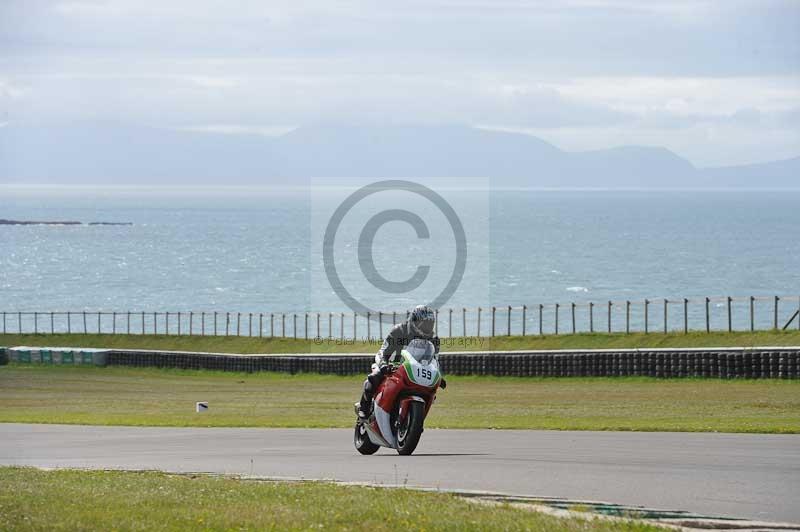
354,339,443,456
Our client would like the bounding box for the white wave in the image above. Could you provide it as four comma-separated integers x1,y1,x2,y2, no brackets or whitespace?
566,286,589,292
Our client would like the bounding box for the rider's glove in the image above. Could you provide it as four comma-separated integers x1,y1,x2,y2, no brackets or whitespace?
379,362,392,375
440,378,447,389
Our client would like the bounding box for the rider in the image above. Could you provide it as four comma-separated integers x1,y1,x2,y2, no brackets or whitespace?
357,304,444,419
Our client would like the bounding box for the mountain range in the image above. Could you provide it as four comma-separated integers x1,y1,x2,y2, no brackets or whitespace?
1,123,797,188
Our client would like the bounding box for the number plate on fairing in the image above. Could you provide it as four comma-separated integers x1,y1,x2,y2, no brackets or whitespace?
402,352,440,387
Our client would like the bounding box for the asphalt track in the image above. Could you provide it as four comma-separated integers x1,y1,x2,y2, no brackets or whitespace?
1,424,798,524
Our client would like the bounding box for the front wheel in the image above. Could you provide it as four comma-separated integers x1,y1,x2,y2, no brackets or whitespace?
354,421,379,455
396,401,425,456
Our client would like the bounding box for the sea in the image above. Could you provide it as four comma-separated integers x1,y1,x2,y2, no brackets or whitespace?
1,186,798,337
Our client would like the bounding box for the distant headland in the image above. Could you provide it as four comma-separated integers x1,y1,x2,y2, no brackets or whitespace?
0,219,132,226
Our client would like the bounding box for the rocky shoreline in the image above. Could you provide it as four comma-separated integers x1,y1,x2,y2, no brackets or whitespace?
0,219,132,226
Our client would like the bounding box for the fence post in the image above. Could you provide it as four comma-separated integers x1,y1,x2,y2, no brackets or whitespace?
154,312,158,335
282,314,286,338
507,305,512,336
127,311,131,334
214,312,218,336
83,311,87,334
491,306,496,337
178,312,183,336
189,312,193,336
774,296,779,330
166,312,170,335
366,312,371,340
625,301,630,334
522,305,527,336
539,304,543,335
750,296,755,332
270,313,274,337
462,308,466,337
68,311,72,333
249,313,253,337
201,312,205,336
34,312,38,334
316,313,320,339
260,313,264,338
434,309,439,336
393,311,397,326
644,299,649,334
607,301,612,333
555,303,560,335
328,313,332,338
378,312,383,339
727,297,732,332
294,314,297,339
477,307,482,338
142,311,145,334
705,297,710,333
798,296,800,331
225,312,230,336
589,302,594,333
2,311,5,334
684,298,688,334
571,302,576,334
448,308,453,338
113,311,116,334
353,312,357,340
340,313,344,341
236,313,241,336
663,299,667,334
51,311,55,334
304,313,308,340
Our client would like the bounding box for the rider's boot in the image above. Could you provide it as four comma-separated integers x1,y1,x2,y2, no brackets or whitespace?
357,394,371,420
357,377,374,419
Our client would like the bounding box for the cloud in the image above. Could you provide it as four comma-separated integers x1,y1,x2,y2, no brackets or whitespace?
0,0,798,165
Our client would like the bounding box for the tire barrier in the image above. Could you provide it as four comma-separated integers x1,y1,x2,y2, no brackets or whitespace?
439,349,800,379
4,346,798,378
105,350,372,376
99,347,799,379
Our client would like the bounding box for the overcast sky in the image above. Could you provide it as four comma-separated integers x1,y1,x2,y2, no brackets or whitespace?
1,0,798,166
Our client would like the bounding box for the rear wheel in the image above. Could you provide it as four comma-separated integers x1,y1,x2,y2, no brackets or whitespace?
396,401,425,456
354,421,379,455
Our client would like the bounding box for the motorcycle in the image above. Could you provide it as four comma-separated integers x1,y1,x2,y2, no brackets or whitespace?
353,338,443,456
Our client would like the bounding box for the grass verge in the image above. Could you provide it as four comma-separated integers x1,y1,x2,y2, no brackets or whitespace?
1,365,798,432
0,467,660,531
2,329,800,354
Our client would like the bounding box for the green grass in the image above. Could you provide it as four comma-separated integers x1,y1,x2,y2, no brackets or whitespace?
1,365,798,433
0,467,660,531
2,329,800,354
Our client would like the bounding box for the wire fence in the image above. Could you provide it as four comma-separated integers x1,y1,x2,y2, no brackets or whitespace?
3,295,800,340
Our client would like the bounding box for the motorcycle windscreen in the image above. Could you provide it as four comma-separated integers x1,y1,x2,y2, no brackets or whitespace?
405,338,435,363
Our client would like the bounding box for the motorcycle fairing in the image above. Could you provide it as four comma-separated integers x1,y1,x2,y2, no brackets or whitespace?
372,402,396,448
363,410,393,448
402,354,441,388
